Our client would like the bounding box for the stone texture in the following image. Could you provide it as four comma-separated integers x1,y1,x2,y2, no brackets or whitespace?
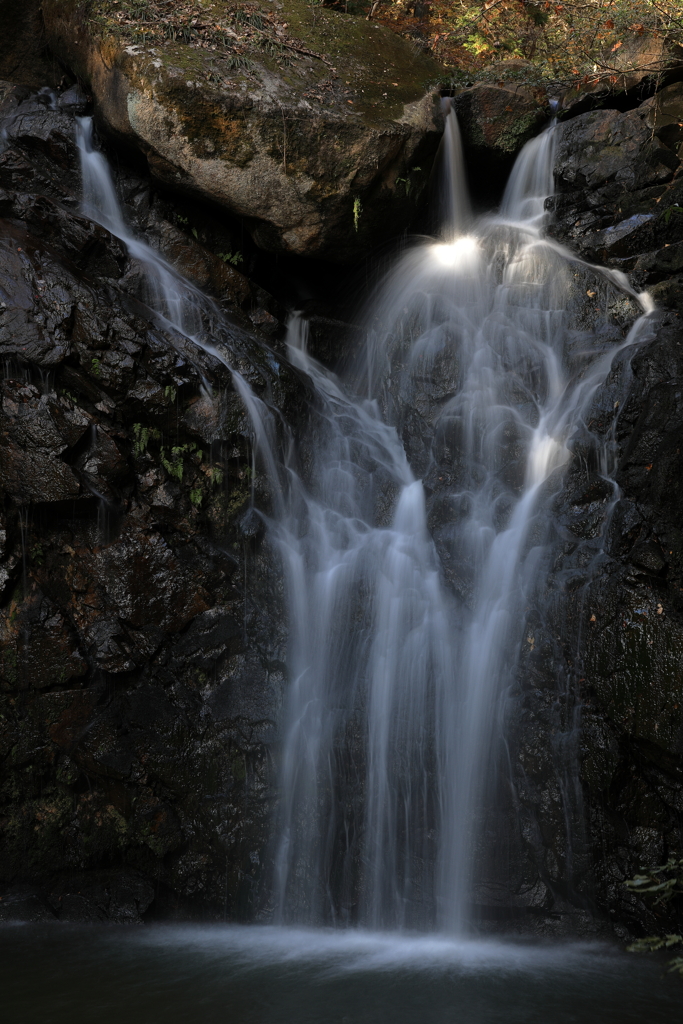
42,0,444,261
0,0,60,89
558,31,683,118
0,85,303,921
550,96,683,313
453,82,549,202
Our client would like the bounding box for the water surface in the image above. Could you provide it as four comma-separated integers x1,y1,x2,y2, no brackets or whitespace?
4,924,679,1023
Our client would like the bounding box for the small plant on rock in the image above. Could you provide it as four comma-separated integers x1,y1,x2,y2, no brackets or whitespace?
626,857,683,976
353,197,362,232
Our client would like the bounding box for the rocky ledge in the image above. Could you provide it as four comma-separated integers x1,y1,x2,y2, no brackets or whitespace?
42,0,443,261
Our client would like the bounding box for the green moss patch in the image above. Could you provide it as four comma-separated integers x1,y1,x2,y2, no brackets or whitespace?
52,0,441,124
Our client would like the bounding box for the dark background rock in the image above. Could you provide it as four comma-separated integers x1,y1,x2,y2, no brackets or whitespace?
0,86,312,922
453,82,549,207
0,0,61,89
0,4,682,940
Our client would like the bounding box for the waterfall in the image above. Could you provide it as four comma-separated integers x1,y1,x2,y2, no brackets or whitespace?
76,113,654,935
440,99,471,236
270,320,454,928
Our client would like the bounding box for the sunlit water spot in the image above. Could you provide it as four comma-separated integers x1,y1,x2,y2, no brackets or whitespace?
526,433,569,488
431,235,480,267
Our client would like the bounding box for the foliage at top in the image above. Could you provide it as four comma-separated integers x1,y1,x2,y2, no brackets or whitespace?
329,0,683,86
84,0,339,73
77,0,683,91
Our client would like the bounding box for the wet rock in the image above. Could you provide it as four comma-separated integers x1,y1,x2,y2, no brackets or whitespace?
0,591,87,691
455,82,548,158
0,886,56,922
0,83,297,920
555,106,679,194
518,315,683,937
46,871,155,923
583,214,656,262
0,380,84,504
42,0,444,261
550,90,683,316
0,1,60,89
454,82,549,201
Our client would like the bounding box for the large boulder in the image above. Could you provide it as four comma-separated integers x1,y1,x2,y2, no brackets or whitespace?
550,94,683,310
42,0,444,261
453,81,549,203
554,104,680,197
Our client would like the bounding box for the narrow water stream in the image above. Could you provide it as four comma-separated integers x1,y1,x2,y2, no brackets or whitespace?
75,107,654,938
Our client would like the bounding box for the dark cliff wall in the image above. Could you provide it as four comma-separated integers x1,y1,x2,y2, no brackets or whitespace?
493,91,683,937
547,93,683,938
0,85,305,923
0,12,683,935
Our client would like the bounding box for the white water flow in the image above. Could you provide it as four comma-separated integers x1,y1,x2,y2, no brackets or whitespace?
273,106,654,932
77,110,654,935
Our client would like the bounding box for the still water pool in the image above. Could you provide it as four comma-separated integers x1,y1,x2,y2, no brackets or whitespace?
3,924,680,1023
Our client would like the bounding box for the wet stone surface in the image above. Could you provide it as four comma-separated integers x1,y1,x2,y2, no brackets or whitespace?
0,83,309,922
1,59,683,942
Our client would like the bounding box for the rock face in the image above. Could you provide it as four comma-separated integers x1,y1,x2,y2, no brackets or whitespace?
551,91,683,310
453,82,549,203
0,0,60,88
0,83,307,921
42,0,444,261
510,90,683,937
558,31,683,118
506,309,683,941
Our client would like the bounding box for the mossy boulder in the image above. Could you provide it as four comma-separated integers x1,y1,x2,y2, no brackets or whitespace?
42,0,444,260
452,82,549,204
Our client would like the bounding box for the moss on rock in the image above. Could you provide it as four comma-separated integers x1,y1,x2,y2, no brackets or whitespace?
42,0,445,260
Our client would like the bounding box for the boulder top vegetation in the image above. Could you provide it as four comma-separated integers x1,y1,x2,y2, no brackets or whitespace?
332,1,683,90
40,1,446,258
45,0,443,118
42,1,683,88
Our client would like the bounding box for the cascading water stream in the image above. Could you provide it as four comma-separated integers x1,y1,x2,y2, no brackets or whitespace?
76,108,654,936
272,104,654,932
